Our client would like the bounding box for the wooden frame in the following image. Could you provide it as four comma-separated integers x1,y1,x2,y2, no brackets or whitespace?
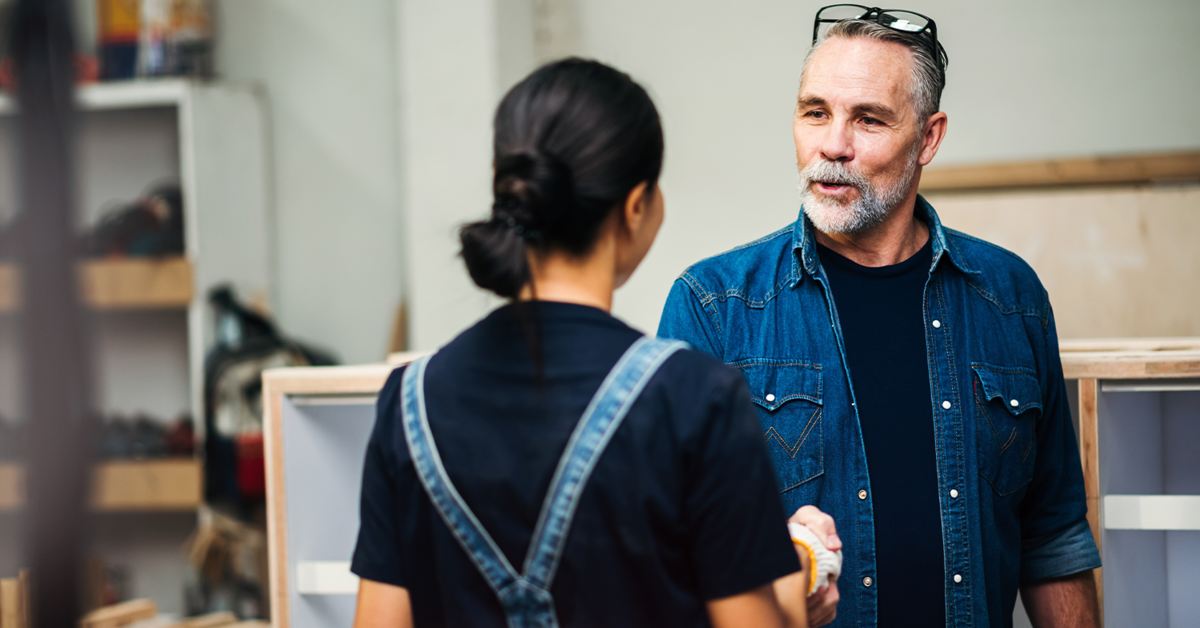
920,151,1200,193
1060,337,1200,626
261,364,403,628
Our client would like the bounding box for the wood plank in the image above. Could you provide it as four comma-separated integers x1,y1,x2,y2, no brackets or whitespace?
920,151,1200,192
1061,349,1200,380
1061,337,1200,353
17,571,28,628
0,460,201,511
0,258,193,313
0,464,24,512
0,579,20,628
163,612,237,628
0,265,17,313
91,459,203,511
1077,379,1101,551
79,258,193,310
262,371,292,628
79,599,157,628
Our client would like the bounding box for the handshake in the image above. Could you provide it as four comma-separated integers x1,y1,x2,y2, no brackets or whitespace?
789,522,843,596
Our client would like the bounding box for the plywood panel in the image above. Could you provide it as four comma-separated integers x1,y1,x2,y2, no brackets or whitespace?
926,184,1200,339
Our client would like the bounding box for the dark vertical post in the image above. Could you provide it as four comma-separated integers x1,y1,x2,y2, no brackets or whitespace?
9,0,93,625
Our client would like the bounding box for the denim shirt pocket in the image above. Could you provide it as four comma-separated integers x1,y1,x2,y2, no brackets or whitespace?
971,363,1042,496
734,360,824,492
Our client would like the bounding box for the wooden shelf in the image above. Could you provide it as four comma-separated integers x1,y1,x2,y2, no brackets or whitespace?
0,458,202,513
920,150,1200,193
1061,337,1200,380
0,257,193,313
0,79,190,115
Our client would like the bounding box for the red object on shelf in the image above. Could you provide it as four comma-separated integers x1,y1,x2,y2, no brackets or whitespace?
235,432,265,498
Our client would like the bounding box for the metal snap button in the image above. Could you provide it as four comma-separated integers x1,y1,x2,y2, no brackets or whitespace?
942,400,952,410
950,489,959,498
1010,399,1019,407
858,489,867,500
863,577,873,587
953,574,963,583
765,393,776,403
932,320,941,328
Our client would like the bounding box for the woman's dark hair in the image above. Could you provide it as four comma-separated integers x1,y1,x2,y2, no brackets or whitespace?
459,58,664,299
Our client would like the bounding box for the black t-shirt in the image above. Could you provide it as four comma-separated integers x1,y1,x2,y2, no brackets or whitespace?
351,302,799,628
817,238,945,627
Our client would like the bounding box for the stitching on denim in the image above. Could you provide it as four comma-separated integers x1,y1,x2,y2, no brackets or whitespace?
679,272,725,337
764,406,821,459
731,359,822,369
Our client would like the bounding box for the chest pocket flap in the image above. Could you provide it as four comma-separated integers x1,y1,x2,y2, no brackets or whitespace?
971,364,1042,417
739,361,823,411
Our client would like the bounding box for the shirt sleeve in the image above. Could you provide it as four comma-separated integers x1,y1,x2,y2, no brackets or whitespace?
657,276,723,359
1019,308,1102,582
350,368,408,588
684,365,802,599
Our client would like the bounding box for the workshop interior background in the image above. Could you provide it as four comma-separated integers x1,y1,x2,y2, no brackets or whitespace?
0,0,1196,625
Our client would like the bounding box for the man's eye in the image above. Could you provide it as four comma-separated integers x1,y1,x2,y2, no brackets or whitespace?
861,116,882,125
806,110,828,119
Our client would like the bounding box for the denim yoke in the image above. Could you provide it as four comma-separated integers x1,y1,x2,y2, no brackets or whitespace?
400,337,687,628
658,197,1100,628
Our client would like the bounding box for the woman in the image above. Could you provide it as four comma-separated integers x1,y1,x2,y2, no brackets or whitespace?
351,58,811,628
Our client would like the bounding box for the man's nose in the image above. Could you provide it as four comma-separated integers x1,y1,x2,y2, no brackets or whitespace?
819,122,854,162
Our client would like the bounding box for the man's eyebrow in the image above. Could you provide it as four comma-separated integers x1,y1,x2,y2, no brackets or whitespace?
797,96,827,109
853,102,898,120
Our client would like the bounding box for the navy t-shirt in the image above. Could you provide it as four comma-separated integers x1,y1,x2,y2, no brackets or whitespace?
351,302,799,627
817,237,945,627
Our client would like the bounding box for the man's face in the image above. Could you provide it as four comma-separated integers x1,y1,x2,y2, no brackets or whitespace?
794,36,926,235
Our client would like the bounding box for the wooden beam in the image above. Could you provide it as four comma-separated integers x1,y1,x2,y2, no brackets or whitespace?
1076,378,1103,624
920,151,1200,192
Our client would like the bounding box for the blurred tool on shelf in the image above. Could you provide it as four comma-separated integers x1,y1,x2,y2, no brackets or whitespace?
203,286,337,510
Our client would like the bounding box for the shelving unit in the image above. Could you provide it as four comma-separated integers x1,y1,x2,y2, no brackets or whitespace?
1061,338,1200,627
0,79,271,615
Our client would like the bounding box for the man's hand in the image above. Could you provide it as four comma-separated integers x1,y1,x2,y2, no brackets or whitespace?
789,506,841,627
1020,570,1099,628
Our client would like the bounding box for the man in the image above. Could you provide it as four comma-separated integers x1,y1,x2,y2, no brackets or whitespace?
658,8,1101,628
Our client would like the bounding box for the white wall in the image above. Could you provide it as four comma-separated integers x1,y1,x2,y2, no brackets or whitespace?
214,0,405,364
211,0,1200,351
563,0,1200,336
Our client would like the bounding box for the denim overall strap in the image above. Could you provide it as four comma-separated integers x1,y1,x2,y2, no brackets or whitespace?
400,337,687,628
520,337,687,589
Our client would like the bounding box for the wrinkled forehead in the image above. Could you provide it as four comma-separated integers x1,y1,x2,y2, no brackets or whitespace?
800,37,917,111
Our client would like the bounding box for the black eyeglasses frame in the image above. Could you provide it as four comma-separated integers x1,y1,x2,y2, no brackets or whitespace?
811,4,948,73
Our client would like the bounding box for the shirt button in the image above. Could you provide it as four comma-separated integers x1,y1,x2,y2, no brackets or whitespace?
858,489,867,500
942,400,952,410
950,489,959,498
932,320,941,328
765,394,776,402
863,576,873,587
1010,399,1019,407
953,574,963,583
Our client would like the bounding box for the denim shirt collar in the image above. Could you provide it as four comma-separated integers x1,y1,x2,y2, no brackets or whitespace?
792,194,981,282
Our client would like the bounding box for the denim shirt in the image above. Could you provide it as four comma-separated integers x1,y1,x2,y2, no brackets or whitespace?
657,197,1100,628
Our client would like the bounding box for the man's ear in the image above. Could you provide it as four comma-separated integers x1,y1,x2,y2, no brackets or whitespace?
621,182,651,236
918,112,948,167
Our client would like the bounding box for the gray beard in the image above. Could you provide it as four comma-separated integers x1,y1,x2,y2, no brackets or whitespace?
798,150,919,236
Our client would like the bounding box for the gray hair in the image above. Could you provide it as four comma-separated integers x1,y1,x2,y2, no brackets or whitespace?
800,19,945,123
